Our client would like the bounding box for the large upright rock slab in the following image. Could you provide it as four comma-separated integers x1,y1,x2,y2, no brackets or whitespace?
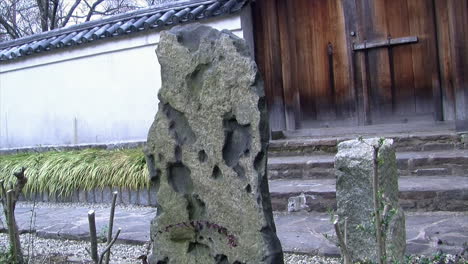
144,24,283,264
335,138,406,263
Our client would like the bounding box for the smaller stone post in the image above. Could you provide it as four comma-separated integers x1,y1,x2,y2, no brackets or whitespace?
334,138,406,263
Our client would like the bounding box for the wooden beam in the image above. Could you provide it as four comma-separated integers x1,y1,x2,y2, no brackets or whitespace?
353,36,418,51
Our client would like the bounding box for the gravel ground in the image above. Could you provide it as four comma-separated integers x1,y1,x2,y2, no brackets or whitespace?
0,233,149,263
1,234,466,263
0,233,340,264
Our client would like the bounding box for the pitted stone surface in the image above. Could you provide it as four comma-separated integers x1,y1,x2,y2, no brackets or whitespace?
144,24,283,264
335,138,406,263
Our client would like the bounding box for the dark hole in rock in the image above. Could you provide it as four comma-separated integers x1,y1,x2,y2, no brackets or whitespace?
175,145,182,161
156,257,169,264
245,184,252,193
212,165,222,179
214,254,229,264
151,168,161,184
198,150,207,163
156,205,163,216
163,104,196,145
187,194,206,220
199,236,204,240
233,261,246,264
233,164,246,179
158,153,164,162
167,162,193,194
187,242,210,255
219,55,225,61
222,116,251,168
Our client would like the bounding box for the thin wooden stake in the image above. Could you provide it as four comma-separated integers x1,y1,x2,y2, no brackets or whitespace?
104,191,118,264
334,215,351,264
88,210,98,263
99,228,121,264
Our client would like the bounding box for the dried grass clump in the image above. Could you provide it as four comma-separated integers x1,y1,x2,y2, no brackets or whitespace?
0,148,149,197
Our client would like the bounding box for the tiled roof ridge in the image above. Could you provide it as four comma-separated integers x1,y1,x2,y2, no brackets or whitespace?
0,0,247,62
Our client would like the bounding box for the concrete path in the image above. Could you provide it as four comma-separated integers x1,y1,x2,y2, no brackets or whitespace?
1,203,467,256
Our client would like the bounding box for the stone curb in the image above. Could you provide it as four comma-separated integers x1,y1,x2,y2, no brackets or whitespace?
18,185,158,206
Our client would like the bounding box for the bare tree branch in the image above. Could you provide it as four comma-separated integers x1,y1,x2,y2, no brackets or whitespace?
0,0,153,42
0,15,20,39
85,0,105,22
61,0,81,27
50,0,59,29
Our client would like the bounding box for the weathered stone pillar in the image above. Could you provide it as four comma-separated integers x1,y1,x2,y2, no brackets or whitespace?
335,138,406,263
144,24,283,264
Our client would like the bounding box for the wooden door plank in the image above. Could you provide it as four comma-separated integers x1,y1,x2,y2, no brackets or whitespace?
434,0,455,120
277,0,301,130
385,0,416,115
448,0,468,130
310,0,336,121
294,0,317,121
340,0,360,123
354,0,372,124
407,0,438,115
329,0,353,120
365,0,393,121
251,0,286,131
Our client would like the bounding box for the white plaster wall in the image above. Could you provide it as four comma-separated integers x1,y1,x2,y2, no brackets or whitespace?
0,15,243,149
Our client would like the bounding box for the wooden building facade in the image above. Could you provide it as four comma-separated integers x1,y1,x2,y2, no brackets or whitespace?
252,0,468,132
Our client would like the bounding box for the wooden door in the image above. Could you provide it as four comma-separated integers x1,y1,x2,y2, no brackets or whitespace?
252,0,445,131
351,0,442,124
253,0,354,131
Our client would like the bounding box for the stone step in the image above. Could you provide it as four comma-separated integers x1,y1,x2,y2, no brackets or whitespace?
269,132,467,157
268,176,468,212
274,211,468,256
268,149,468,180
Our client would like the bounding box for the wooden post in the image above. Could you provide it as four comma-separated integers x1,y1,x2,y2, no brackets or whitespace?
104,191,118,264
88,210,98,263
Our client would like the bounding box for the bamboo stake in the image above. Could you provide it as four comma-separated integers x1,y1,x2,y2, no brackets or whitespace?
104,191,118,264
99,228,121,264
88,210,98,263
334,216,351,264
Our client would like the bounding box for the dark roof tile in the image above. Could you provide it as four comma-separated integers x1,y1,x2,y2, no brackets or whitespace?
0,0,248,62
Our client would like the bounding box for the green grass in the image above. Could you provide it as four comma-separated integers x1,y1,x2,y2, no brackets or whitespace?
0,148,149,197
